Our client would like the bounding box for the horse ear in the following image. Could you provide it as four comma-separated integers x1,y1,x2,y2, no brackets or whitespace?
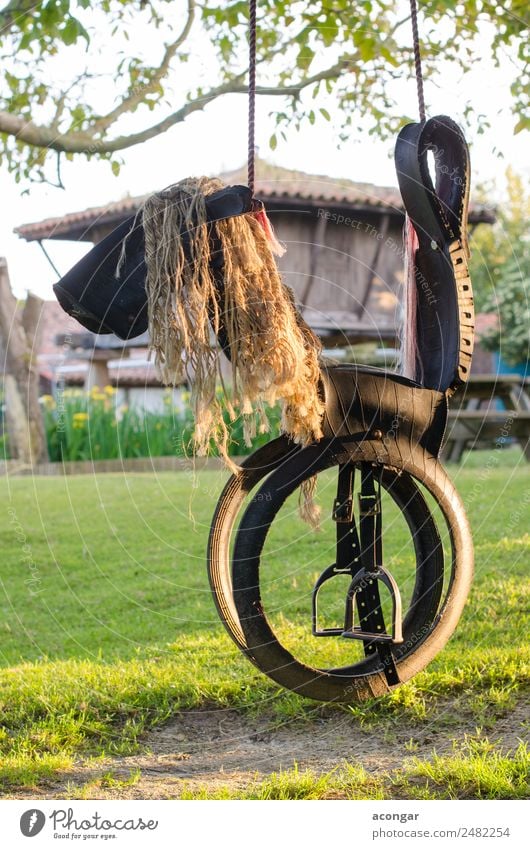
394,116,472,393
205,185,254,220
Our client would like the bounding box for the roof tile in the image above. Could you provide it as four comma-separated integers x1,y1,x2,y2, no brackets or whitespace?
16,158,494,242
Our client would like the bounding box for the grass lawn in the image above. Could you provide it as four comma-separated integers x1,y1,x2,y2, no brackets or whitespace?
0,447,528,799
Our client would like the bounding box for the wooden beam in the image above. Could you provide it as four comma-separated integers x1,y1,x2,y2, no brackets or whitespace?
300,213,328,307
357,213,390,318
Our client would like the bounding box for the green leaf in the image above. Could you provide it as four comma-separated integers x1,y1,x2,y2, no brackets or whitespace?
297,45,315,71
513,117,530,135
269,133,277,151
319,108,331,121
62,20,79,46
379,46,399,68
359,37,376,63
18,32,33,51
321,17,339,48
111,161,121,177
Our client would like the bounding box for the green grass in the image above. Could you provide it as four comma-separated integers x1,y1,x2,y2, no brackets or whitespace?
177,739,530,800
0,447,528,796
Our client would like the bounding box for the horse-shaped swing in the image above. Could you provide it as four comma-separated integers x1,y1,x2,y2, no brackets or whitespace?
53,2,475,703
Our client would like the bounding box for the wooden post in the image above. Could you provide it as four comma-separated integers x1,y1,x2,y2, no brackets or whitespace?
0,257,48,465
85,355,111,391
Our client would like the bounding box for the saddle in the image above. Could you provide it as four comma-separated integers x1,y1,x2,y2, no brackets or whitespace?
319,365,447,457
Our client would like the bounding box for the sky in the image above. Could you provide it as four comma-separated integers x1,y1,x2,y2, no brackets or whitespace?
0,10,527,300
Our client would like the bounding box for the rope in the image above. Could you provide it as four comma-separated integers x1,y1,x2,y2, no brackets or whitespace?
409,0,426,124
37,240,61,278
248,0,257,195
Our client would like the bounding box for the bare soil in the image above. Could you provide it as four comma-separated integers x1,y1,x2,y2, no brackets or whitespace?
10,697,529,799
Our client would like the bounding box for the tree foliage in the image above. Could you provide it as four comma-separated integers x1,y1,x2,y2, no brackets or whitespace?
470,168,530,310
0,0,528,183
470,168,530,366
480,251,529,367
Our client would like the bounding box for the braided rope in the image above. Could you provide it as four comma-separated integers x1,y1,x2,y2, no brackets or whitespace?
248,0,257,195
409,0,426,124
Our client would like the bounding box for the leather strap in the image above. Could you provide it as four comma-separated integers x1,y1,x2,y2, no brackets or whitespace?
358,464,400,685
334,464,358,571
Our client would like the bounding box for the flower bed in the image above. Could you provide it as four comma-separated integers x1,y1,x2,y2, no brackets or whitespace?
41,386,281,462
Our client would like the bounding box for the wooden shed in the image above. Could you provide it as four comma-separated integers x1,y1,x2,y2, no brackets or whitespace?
16,159,493,351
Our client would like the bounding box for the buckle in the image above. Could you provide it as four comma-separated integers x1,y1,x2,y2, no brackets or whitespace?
358,493,380,517
332,497,353,523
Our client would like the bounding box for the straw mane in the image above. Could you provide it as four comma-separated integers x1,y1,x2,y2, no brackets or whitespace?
141,176,324,521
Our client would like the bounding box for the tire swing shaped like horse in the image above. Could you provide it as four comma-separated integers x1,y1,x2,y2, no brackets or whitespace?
208,111,476,703
51,3,476,703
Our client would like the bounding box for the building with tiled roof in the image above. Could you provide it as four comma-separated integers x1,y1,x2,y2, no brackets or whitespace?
15,158,493,244
17,159,496,405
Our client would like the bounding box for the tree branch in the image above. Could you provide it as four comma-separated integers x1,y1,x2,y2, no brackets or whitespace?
0,0,35,34
92,0,196,132
0,55,353,154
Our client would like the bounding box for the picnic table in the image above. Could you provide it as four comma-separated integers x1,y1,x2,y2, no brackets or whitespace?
442,373,530,462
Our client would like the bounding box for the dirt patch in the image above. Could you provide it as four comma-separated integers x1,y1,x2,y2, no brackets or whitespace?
9,696,528,800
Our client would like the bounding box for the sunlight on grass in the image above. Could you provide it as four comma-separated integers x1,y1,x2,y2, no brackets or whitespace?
0,454,528,796
65,769,142,800
399,739,530,800
178,739,530,800
0,753,73,789
180,762,387,800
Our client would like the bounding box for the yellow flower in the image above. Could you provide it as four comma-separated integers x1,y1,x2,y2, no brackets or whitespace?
40,395,55,410
73,412,89,422
91,393,107,402
104,385,116,396
155,423,162,430
181,390,191,402
89,385,101,396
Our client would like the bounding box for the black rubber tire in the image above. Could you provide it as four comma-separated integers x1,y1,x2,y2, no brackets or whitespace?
208,437,473,703
208,436,299,654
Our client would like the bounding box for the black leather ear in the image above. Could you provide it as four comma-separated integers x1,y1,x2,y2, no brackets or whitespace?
394,115,470,250
53,185,255,340
417,116,470,246
394,115,473,393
